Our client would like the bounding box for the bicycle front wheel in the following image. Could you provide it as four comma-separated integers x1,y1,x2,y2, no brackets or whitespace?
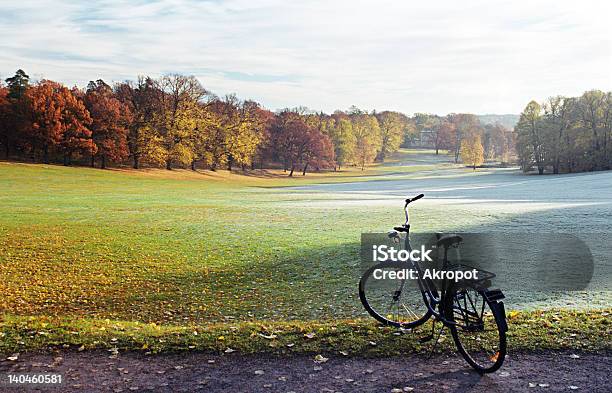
446,287,507,373
359,262,431,328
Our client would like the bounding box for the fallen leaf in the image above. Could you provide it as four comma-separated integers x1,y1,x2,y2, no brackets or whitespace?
314,354,329,363
6,353,19,361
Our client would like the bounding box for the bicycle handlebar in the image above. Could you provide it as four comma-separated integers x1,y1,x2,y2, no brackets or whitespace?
402,194,424,227
405,193,424,206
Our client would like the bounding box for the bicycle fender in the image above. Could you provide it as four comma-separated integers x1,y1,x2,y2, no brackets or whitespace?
484,288,505,301
490,300,508,333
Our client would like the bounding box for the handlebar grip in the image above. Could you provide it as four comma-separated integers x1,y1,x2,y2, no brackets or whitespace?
406,194,424,204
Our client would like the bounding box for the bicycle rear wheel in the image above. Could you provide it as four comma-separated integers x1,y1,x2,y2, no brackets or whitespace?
446,287,507,373
359,262,431,328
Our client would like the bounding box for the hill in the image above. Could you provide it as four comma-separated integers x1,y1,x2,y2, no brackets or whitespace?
478,114,520,129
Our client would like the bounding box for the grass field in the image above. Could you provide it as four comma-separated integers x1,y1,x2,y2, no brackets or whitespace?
0,149,610,354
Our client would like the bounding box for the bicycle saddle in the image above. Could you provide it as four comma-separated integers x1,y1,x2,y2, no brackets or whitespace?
436,234,463,248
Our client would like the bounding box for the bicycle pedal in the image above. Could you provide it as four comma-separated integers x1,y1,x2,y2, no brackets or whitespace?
419,334,434,343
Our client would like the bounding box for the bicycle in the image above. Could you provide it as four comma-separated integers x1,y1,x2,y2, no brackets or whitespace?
359,194,508,373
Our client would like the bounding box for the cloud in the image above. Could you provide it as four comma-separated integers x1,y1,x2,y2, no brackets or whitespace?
0,0,610,114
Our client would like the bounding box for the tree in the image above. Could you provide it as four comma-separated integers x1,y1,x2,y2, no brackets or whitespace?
2,70,31,158
448,114,481,163
0,85,12,158
327,114,355,170
25,80,93,164
84,80,131,168
460,134,484,170
59,87,94,165
269,111,334,176
114,77,162,169
515,101,545,174
577,90,608,171
351,113,381,170
213,96,267,171
433,119,455,155
5,69,30,100
157,75,208,169
375,111,405,161
542,96,575,174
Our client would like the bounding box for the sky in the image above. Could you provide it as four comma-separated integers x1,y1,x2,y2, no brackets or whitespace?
1,0,611,115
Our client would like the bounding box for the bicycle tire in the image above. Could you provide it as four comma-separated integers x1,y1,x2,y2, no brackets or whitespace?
359,262,432,328
445,288,507,373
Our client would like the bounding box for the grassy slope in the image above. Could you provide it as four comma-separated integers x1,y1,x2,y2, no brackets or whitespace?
0,153,609,354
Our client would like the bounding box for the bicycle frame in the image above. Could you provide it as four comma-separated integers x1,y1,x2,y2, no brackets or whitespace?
396,203,458,326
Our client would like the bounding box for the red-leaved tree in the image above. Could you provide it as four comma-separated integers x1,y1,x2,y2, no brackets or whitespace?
25,80,93,164
84,80,131,168
270,111,335,176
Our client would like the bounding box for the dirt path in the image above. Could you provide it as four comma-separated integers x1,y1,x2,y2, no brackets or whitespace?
0,350,609,392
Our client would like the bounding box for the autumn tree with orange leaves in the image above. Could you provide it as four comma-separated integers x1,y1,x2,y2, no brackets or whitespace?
84,80,132,168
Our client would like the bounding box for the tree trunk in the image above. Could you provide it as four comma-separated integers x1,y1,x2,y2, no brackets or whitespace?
166,160,172,170
191,160,196,171
43,145,49,164
436,148,439,155
538,166,544,175
302,162,309,176
227,159,232,171
91,153,95,168
289,164,295,177
101,155,106,169
133,155,139,169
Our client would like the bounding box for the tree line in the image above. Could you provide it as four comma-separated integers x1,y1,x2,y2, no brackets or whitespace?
515,90,612,174
409,112,515,165
1,69,518,175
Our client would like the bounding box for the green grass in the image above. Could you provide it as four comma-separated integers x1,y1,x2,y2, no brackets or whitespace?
0,162,362,324
0,158,468,325
0,157,609,354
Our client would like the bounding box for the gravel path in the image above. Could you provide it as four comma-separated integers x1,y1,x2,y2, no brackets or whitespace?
1,350,609,392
